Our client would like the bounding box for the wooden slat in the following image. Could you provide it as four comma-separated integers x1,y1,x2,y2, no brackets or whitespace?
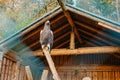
13,62,20,80
108,71,115,80
115,71,120,80
25,66,33,80
1,58,6,80
92,71,97,80
34,46,120,56
103,72,109,80
97,71,103,80
11,62,16,80
41,70,49,80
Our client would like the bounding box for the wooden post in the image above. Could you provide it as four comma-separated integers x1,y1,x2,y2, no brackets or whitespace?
41,70,49,80
70,31,75,49
25,66,33,80
43,47,61,80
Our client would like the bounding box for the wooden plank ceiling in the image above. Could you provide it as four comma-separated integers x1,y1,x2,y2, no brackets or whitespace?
10,6,120,52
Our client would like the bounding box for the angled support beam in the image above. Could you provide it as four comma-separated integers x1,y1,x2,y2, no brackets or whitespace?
34,46,120,56
43,47,61,80
57,0,82,44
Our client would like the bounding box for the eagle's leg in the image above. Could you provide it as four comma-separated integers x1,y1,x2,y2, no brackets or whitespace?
47,44,51,53
41,45,45,54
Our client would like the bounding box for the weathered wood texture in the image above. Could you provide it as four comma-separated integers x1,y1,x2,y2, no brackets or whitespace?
34,46,120,56
25,66,33,80
43,47,61,80
0,56,27,80
57,0,82,44
41,70,49,80
48,66,120,80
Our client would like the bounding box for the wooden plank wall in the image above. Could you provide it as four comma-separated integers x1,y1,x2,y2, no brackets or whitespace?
0,56,27,80
51,54,120,66
48,66,120,80
44,54,120,80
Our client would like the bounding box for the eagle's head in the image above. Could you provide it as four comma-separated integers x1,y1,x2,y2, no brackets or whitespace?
44,20,50,30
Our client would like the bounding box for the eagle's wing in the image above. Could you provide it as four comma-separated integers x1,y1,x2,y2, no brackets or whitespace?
40,30,43,44
40,29,53,50
49,31,53,49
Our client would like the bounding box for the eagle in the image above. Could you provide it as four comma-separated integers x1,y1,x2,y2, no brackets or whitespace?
40,20,53,53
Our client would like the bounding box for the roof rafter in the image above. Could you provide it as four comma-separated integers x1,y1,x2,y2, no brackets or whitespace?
55,40,69,49
75,21,120,42
78,29,117,46
57,0,82,47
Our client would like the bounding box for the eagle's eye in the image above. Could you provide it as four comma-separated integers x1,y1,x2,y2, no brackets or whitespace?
46,21,50,25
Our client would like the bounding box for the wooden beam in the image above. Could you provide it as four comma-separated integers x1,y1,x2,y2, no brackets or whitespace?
25,66,33,80
98,22,120,33
55,40,69,48
75,21,120,42
42,47,61,80
67,6,120,32
54,32,70,44
34,46,120,56
54,23,69,34
78,28,117,46
57,0,82,44
41,70,49,80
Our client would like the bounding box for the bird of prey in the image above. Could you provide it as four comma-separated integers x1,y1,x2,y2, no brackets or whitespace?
40,20,53,53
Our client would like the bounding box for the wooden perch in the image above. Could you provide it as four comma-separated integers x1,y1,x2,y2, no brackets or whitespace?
43,47,61,80
25,66,33,80
34,46,120,56
41,70,49,80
